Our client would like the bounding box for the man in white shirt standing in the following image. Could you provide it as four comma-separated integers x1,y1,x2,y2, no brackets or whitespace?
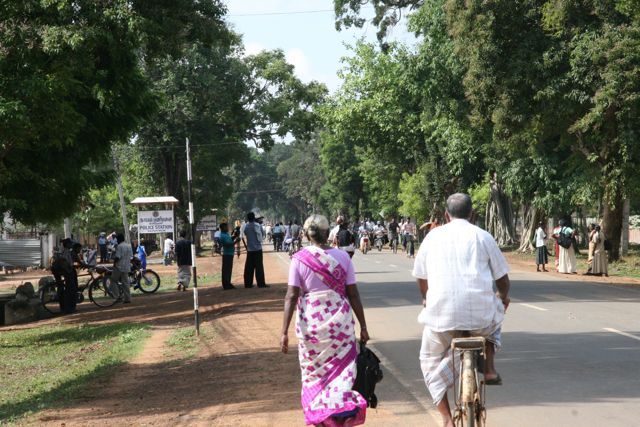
412,193,511,427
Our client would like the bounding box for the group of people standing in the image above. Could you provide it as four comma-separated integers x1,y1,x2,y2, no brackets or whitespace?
215,212,270,290
534,219,608,276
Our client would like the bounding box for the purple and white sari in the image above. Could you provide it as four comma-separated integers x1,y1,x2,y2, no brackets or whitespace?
293,246,367,426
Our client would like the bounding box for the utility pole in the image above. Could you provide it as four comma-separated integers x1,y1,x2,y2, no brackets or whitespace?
63,218,72,239
111,145,130,243
186,138,200,335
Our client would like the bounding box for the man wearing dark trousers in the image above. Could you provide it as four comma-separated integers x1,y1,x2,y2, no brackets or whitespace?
242,212,268,288
219,223,237,290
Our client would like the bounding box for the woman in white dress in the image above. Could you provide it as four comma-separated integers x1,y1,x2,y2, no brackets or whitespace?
555,219,577,274
591,225,608,276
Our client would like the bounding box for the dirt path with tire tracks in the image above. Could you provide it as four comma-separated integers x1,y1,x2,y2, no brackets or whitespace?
17,251,397,426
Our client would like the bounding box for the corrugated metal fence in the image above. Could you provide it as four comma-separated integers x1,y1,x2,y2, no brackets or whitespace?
0,239,42,268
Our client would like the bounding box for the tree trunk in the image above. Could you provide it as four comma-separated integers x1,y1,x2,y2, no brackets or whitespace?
621,198,630,257
485,173,516,246
602,194,624,261
517,204,541,252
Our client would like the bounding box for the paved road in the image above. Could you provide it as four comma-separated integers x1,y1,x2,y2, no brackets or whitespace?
350,249,640,427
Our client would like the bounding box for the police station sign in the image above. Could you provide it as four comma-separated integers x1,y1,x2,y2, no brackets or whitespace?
138,210,174,233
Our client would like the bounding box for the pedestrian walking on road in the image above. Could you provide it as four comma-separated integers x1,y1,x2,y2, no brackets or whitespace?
97,232,108,263
242,212,267,288
232,220,242,258
175,232,192,291
535,221,548,272
554,219,577,274
218,223,237,290
136,239,147,272
112,233,133,303
412,193,511,427
163,234,175,266
591,225,609,277
281,214,369,427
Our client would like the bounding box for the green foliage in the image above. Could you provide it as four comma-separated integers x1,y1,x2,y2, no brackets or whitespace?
334,0,424,43
277,137,328,214
0,0,231,224
398,168,430,220
244,50,328,149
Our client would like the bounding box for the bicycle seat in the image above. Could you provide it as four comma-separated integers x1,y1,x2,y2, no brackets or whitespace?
451,337,486,350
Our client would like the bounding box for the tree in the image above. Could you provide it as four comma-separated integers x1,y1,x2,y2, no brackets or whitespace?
540,0,640,260
277,138,328,215
135,45,327,233
0,0,231,224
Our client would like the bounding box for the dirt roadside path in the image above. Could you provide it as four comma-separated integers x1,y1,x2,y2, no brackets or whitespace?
20,251,398,426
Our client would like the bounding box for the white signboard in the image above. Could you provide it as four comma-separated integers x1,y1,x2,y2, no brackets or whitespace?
138,210,174,234
197,215,217,232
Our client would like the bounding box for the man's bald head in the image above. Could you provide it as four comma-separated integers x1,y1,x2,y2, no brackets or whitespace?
446,193,473,220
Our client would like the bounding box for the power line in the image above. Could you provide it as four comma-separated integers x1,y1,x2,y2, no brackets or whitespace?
229,9,335,17
228,6,373,18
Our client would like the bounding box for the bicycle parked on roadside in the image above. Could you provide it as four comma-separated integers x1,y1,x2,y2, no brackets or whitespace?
40,265,114,314
100,260,161,305
451,335,487,427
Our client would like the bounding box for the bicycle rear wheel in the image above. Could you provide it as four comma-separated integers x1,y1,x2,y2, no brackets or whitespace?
40,281,63,315
465,402,475,427
89,277,120,307
137,270,161,293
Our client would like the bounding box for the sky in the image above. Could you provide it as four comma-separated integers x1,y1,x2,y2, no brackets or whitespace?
224,0,414,93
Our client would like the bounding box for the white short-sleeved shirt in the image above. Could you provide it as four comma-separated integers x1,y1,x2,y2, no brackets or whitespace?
535,227,546,248
412,219,509,332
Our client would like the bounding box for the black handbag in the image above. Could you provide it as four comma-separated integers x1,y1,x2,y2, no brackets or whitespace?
353,341,383,408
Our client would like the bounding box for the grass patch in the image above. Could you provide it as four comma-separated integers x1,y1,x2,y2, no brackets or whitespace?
164,324,216,361
0,322,149,424
153,272,221,293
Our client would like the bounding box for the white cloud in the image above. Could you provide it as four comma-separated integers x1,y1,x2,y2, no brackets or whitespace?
285,48,313,82
244,42,266,56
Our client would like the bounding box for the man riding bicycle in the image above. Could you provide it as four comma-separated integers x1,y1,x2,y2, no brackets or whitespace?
403,217,417,258
412,193,511,427
388,217,399,249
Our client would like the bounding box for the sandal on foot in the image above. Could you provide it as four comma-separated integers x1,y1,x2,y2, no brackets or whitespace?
485,374,502,385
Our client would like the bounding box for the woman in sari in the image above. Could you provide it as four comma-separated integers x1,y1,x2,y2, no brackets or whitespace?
591,225,609,276
585,223,597,275
281,214,369,427
555,219,577,274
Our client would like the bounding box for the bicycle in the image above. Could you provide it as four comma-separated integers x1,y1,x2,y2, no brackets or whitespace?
40,265,114,314
451,336,487,427
390,234,398,254
102,264,161,301
288,238,301,257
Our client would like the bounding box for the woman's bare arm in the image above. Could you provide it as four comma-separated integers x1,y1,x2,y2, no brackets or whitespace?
280,285,300,354
346,285,369,343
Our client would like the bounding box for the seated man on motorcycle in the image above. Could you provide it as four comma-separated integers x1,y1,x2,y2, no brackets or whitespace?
412,193,510,427
373,221,386,247
358,224,370,253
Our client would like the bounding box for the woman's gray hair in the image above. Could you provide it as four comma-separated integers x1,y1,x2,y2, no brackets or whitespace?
303,214,330,244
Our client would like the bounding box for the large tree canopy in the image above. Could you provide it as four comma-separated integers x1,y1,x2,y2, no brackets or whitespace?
0,0,230,223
